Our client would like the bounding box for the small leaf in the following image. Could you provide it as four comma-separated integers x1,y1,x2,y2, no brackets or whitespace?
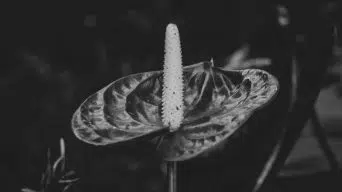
224,45,249,70
59,178,80,183
62,183,73,192
62,170,76,178
21,188,38,192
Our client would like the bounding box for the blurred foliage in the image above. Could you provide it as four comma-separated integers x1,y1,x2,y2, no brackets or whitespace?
1,0,341,192
21,138,79,192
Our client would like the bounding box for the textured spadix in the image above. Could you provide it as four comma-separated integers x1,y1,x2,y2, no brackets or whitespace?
162,23,184,132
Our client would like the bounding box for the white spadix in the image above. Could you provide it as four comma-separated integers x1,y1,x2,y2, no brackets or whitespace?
161,23,184,132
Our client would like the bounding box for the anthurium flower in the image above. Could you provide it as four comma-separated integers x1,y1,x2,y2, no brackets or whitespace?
71,24,279,162
72,61,278,160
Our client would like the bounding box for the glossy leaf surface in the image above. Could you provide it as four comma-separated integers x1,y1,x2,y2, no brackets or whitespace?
71,61,279,161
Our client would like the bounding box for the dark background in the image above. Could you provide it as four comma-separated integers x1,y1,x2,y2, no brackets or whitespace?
1,0,341,192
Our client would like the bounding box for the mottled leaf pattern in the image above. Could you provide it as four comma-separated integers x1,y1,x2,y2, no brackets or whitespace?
71,61,279,161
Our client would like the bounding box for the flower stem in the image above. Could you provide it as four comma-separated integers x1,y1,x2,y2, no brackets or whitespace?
168,161,177,192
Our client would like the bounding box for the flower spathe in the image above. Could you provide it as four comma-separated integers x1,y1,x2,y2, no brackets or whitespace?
71,24,279,161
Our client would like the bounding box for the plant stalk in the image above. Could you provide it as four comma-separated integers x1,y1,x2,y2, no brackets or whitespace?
168,161,177,192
